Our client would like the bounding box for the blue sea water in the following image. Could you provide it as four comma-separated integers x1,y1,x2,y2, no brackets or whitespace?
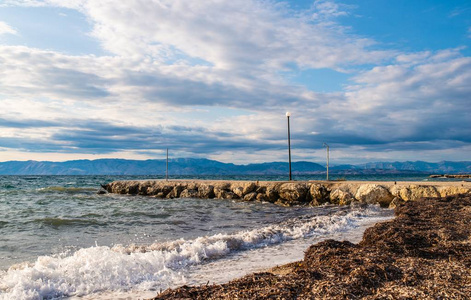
0,175,435,299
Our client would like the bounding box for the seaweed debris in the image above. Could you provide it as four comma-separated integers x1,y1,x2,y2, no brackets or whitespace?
152,193,471,299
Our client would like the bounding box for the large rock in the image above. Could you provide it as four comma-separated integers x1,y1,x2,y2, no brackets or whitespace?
265,183,281,203
388,197,406,209
310,184,330,205
243,192,257,201
137,181,152,195
231,182,257,198
330,188,354,205
166,184,186,198
354,184,393,207
438,186,471,197
214,182,232,199
256,193,268,202
180,189,198,198
214,190,237,199
243,182,257,194
395,185,440,201
110,181,140,194
232,186,244,198
198,184,215,198
278,183,309,204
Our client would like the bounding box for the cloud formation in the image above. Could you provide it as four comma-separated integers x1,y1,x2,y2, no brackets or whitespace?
0,0,469,163
0,21,17,35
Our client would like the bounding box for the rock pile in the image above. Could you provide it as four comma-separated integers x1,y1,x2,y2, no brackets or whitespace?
104,180,471,208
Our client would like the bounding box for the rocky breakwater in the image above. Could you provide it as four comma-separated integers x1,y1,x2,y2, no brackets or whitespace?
104,180,471,208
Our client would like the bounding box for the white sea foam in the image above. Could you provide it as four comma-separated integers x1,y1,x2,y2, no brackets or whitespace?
0,205,391,300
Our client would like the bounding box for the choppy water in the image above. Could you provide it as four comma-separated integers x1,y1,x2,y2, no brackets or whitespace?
0,175,398,300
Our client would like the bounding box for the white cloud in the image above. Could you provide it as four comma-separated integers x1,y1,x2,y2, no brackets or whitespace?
0,21,17,35
310,0,349,20
0,1,469,163
38,0,388,72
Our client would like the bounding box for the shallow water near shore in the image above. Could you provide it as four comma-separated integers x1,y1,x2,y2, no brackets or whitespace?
0,175,398,299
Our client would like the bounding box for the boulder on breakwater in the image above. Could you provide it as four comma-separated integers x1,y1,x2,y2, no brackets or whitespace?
104,180,471,208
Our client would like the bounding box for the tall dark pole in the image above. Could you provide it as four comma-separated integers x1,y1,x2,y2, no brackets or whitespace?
323,143,329,181
166,148,168,181
286,112,292,181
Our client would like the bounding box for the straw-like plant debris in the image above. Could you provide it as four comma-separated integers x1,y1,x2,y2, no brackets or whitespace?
152,193,471,299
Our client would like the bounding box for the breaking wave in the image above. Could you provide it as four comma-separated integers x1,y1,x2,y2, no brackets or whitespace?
32,217,103,228
37,186,97,194
0,205,391,300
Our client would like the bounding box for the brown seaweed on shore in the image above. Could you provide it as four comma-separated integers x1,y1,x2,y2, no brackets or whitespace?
152,194,471,299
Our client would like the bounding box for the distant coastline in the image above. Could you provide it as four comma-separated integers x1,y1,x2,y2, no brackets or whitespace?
430,174,471,178
0,158,470,175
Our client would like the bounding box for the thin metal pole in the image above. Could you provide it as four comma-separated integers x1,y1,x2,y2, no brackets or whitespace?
287,116,292,181
323,143,329,181
326,145,329,181
166,148,168,181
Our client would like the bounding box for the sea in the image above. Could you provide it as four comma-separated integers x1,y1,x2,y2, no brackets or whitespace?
0,174,453,299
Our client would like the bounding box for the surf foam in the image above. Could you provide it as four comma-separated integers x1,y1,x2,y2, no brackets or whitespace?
0,205,391,300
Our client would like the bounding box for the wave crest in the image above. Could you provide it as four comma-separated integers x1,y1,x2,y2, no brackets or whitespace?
0,205,391,300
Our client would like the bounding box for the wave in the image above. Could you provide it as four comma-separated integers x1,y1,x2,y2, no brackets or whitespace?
0,205,392,300
33,217,102,228
37,186,97,194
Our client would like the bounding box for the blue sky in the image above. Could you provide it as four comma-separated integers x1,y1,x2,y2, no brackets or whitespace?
0,0,469,164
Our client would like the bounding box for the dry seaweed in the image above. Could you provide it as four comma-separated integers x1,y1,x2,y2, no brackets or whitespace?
152,193,471,299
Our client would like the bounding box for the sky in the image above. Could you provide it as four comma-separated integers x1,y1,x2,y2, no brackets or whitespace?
0,0,469,164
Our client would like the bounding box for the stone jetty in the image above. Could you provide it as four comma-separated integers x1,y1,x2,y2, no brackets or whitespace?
103,180,471,208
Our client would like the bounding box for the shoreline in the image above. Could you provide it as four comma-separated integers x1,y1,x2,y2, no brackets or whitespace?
152,193,471,299
104,179,471,207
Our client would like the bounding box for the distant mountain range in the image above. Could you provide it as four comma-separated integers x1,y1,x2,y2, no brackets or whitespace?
0,158,469,175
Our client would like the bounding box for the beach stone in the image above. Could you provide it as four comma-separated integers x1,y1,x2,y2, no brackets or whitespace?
166,184,185,198
224,191,238,199
275,198,303,207
214,189,225,199
279,183,309,203
244,192,257,201
214,182,231,199
198,184,215,198
310,184,330,204
187,182,198,190
256,186,267,194
159,184,173,197
155,192,165,198
388,185,402,199
389,197,406,209
180,189,198,198
398,185,440,201
213,182,231,190
232,182,256,197
111,181,139,194
138,182,151,195
330,188,354,205
243,182,257,194
265,184,280,203
438,186,471,197
256,193,268,202
128,182,140,194
145,184,161,196
232,186,244,198
355,184,393,207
